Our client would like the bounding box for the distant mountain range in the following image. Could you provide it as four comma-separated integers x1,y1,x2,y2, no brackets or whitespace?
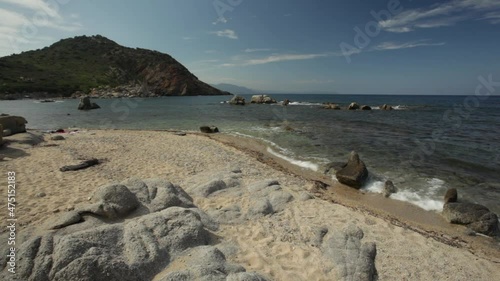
210,83,258,95
0,35,230,99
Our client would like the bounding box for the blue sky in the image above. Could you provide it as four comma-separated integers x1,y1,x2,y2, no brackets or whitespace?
1,0,500,94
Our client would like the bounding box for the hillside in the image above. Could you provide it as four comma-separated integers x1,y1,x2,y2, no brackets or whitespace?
0,35,230,99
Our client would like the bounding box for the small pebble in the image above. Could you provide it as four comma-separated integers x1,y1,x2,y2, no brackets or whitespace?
36,192,47,198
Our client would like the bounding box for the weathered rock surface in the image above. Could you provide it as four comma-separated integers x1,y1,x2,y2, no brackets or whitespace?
323,103,341,110
348,102,360,110
383,180,397,198
444,188,458,203
200,126,219,133
320,225,378,281
250,95,277,104
380,104,393,110
229,95,246,105
442,202,499,236
77,96,100,110
335,151,369,189
80,184,140,219
0,115,27,135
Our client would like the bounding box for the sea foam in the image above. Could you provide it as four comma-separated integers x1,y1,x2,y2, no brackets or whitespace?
267,147,319,172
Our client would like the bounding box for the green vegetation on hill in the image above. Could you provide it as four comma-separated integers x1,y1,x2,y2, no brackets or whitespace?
0,35,229,98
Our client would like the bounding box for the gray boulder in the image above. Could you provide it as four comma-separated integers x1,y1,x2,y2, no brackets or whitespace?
0,115,27,135
348,102,360,110
335,151,369,189
250,95,277,104
83,184,140,219
122,178,194,212
383,180,397,198
193,179,228,197
321,225,377,281
247,199,274,218
268,191,294,212
229,95,246,105
442,202,499,236
77,96,100,110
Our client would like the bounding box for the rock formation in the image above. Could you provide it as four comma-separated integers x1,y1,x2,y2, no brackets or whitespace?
348,102,360,110
380,104,393,110
323,103,341,110
0,115,27,135
442,189,499,236
77,96,100,110
361,105,372,110
335,151,369,189
250,95,277,104
229,95,246,105
200,126,219,133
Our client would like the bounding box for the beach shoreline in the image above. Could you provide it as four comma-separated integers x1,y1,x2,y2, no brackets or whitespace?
1,128,499,280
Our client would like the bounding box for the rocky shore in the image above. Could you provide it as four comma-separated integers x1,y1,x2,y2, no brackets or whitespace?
0,130,499,280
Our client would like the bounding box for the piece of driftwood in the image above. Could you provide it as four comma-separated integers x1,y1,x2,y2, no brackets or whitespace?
60,158,100,172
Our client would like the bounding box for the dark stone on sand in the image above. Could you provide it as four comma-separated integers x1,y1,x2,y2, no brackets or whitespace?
444,188,458,203
51,135,65,141
60,158,99,172
200,126,219,133
335,151,368,189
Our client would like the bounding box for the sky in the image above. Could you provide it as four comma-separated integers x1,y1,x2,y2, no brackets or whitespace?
1,0,500,95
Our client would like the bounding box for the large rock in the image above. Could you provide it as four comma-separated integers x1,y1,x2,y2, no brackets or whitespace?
200,126,219,133
250,95,277,104
229,95,246,105
444,188,458,203
348,102,360,110
442,202,499,236
77,96,100,110
361,105,372,110
383,180,397,198
83,184,140,219
380,104,393,110
0,115,27,135
320,225,378,281
335,151,369,189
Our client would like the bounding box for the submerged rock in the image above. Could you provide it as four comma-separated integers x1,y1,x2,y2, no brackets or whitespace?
335,151,369,189
200,126,219,133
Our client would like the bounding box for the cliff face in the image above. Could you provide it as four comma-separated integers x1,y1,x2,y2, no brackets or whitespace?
0,35,230,98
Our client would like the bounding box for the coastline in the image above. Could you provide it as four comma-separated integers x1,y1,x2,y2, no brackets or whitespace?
1,128,499,280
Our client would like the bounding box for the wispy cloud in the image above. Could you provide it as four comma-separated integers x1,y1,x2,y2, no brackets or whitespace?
244,48,272,53
0,0,83,56
373,40,446,51
211,29,238,39
379,0,500,32
222,53,328,67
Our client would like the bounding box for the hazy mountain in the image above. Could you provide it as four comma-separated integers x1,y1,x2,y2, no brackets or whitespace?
211,83,257,94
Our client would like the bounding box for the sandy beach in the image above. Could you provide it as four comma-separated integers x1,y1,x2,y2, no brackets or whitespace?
1,129,499,281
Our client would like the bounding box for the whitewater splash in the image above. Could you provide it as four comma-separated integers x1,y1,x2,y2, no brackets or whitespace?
266,147,319,172
363,177,445,211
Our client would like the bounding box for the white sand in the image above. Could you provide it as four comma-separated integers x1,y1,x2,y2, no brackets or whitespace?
0,129,499,280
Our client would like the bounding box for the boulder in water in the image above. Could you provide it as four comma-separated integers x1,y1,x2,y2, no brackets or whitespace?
348,102,360,110
250,95,277,104
444,188,458,203
78,96,100,110
229,95,246,105
361,105,372,110
383,180,397,197
380,104,393,110
200,126,219,133
442,201,499,236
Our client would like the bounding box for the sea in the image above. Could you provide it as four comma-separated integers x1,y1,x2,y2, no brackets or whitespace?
1,94,499,215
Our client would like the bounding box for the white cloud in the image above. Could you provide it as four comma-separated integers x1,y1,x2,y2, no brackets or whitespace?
244,48,272,53
222,53,328,66
0,0,83,56
379,0,500,32
373,40,446,51
211,29,238,39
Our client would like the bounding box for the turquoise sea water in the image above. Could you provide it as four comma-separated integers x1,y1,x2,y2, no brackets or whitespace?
1,94,499,214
